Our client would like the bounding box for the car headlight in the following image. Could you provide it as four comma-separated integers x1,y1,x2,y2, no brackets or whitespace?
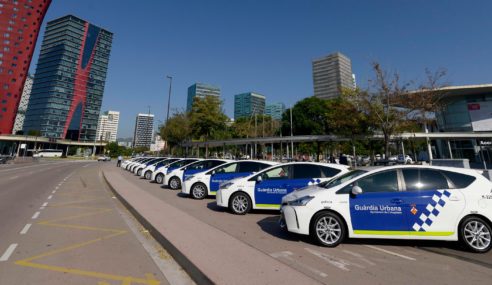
184,175,194,181
287,196,314,206
220,182,234,190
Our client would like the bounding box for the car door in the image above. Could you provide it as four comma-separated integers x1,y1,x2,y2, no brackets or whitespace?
254,165,292,208
401,168,466,236
209,163,239,193
348,170,410,235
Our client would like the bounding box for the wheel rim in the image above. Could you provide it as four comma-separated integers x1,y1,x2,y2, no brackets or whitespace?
232,195,248,213
316,216,342,245
192,184,206,198
145,172,151,179
156,175,163,183
137,169,141,175
464,220,491,250
170,178,179,189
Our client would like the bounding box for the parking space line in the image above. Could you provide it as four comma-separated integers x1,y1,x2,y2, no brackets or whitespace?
47,195,53,200
0,244,18,262
42,202,48,207
20,224,32,235
32,212,40,219
52,190,56,194
364,245,416,261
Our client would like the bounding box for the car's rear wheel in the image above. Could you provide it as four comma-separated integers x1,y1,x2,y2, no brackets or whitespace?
311,212,345,247
229,192,251,215
460,216,492,253
169,177,181,190
191,183,207,199
155,173,164,184
144,171,152,180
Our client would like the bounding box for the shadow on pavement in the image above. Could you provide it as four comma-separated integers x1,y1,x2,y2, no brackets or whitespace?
257,216,312,243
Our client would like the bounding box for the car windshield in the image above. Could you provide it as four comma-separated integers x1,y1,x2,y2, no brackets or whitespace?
320,170,367,189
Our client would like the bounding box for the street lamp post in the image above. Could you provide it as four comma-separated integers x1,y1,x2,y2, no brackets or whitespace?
166,75,173,123
290,106,294,160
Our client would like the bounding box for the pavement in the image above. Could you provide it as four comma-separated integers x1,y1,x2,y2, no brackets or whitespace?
103,164,492,285
0,160,193,285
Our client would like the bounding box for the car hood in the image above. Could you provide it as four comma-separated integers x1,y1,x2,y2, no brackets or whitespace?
282,185,325,203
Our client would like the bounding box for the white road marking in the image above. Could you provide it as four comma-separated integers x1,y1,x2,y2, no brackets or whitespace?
9,175,19,180
52,190,56,194
364,245,416,261
20,224,32,235
55,186,59,190
31,212,40,219
42,202,48,207
47,195,53,200
305,247,364,271
271,251,328,277
343,250,376,266
0,244,18,262
39,207,45,210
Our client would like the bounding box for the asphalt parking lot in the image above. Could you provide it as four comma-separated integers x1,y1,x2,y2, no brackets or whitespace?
111,164,492,285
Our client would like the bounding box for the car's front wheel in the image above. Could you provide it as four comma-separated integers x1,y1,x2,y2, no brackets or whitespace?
311,211,345,247
460,216,492,253
169,177,181,190
229,192,251,215
144,171,152,180
137,168,142,176
191,183,207,199
155,173,164,184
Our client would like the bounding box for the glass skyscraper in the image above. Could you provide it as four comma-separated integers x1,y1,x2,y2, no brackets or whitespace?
234,92,266,119
265,102,285,120
0,0,51,135
186,83,221,112
23,15,113,141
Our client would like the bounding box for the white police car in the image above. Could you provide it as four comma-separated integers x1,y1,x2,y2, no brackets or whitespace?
182,160,278,199
140,158,176,180
165,159,232,190
152,158,200,184
216,162,349,215
280,165,492,253
134,157,164,176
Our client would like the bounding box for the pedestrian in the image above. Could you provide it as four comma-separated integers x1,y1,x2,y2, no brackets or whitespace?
117,155,122,167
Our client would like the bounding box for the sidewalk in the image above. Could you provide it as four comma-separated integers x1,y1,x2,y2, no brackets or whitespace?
103,167,320,285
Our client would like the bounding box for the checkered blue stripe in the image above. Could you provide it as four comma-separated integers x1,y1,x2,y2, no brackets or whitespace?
412,190,451,232
307,178,322,186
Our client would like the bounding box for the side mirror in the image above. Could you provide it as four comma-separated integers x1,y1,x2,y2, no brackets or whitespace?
256,175,263,183
351,186,362,195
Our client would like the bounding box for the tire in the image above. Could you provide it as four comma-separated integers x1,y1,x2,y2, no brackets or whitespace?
191,183,207,200
144,171,152,180
229,192,252,215
311,211,346,247
459,216,492,253
169,177,181,190
155,173,164,184
137,168,142,176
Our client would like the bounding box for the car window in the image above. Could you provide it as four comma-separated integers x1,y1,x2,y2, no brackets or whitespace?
238,162,264,173
402,169,449,191
355,170,399,193
208,160,226,168
262,165,290,180
320,166,342,178
214,163,237,174
292,164,321,179
328,170,368,191
440,170,476,189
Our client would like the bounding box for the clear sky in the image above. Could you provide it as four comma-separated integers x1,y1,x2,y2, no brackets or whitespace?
30,0,492,138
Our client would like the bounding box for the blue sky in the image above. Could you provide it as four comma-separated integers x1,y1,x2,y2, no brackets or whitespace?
30,0,492,138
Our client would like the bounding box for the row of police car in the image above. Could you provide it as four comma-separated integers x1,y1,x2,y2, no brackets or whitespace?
120,156,492,253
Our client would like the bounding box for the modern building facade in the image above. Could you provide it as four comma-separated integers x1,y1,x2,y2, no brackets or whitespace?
0,0,51,135
133,113,154,148
96,110,119,142
187,83,220,112
234,92,266,119
312,52,354,100
265,102,285,120
12,74,33,134
23,15,113,141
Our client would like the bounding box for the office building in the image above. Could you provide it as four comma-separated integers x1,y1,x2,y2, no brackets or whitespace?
133,113,154,148
0,0,51,135
187,83,221,112
12,74,33,134
265,102,286,120
234,92,266,119
23,15,113,141
312,52,355,99
96,110,119,142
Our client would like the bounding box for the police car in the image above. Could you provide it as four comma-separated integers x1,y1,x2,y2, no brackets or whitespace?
128,157,154,172
140,158,178,180
216,162,349,215
165,159,232,190
122,157,144,170
152,158,200,184
280,165,492,253
133,157,165,176
182,160,278,199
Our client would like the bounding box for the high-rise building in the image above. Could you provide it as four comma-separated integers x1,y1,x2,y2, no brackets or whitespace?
234,92,266,119
187,83,220,112
96,110,119,142
133,113,154,148
265,102,286,120
23,15,113,141
312,52,354,100
0,0,51,135
12,74,33,134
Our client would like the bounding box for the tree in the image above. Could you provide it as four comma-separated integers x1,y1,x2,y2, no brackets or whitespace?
160,111,192,150
281,97,330,136
189,96,228,141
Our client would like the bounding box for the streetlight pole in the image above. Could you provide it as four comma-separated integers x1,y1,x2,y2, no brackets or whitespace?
290,106,294,160
166,75,173,123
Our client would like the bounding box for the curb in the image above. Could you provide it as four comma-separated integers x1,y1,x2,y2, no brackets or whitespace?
102,171,213,285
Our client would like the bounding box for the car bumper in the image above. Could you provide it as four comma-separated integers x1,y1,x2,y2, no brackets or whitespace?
281,205,310,235
182,181,191,194
216,189,229,208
